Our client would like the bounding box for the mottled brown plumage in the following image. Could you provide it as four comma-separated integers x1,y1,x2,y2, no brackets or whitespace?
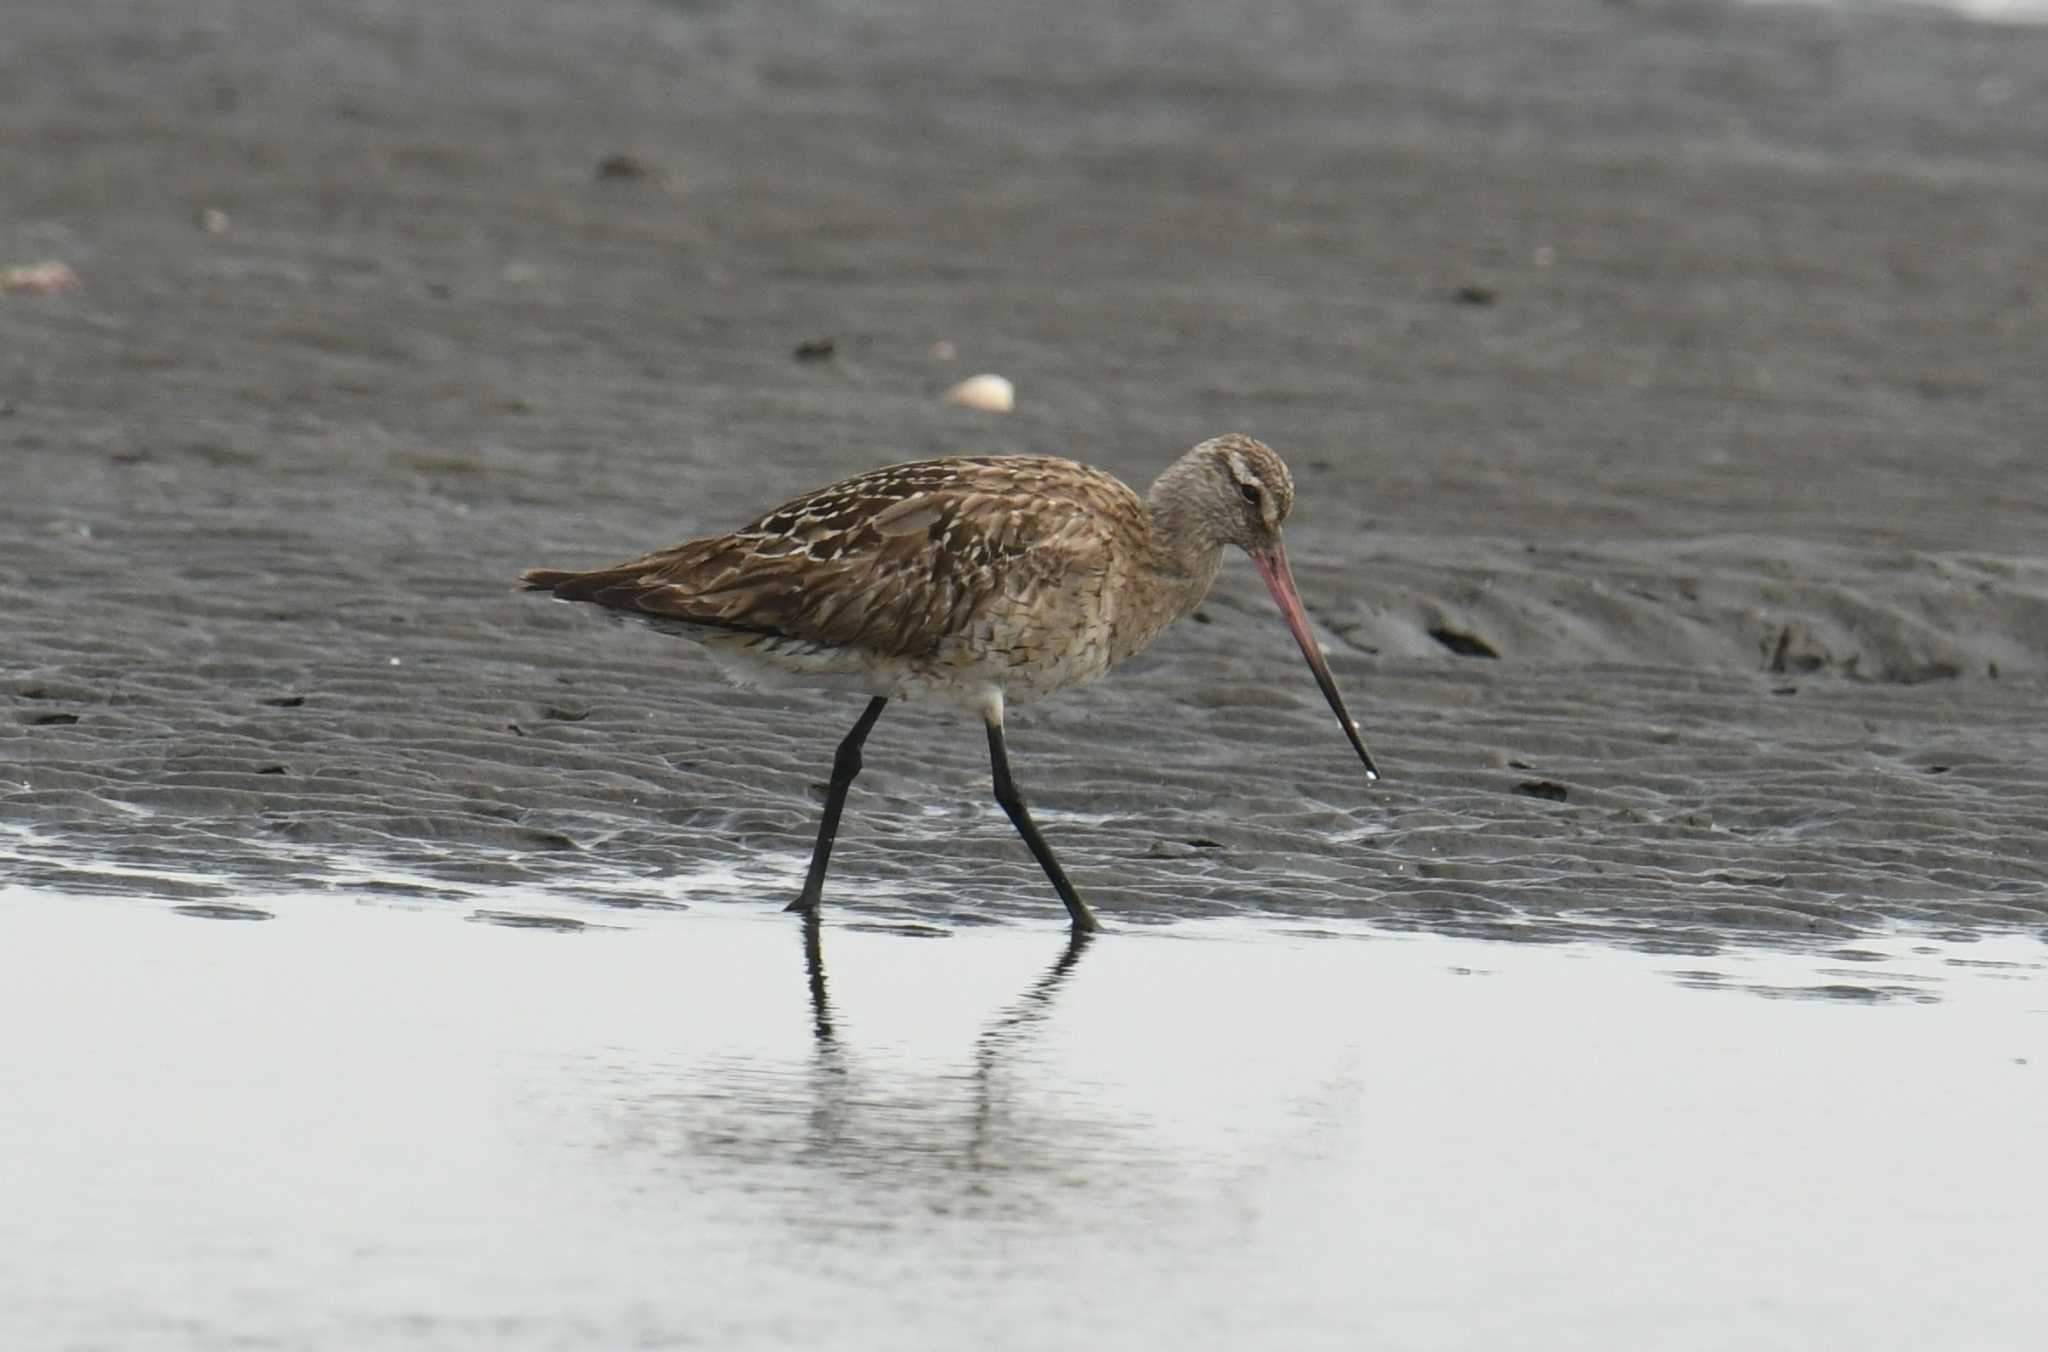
522,434,1377,932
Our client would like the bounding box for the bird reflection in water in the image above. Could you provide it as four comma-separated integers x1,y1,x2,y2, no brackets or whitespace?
778,909,1105,1212
795,909,1100,1188
599,912,1147,1232
798,908,1092,1051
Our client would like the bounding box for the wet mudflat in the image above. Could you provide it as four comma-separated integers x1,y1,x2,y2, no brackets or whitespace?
5,0,2046,943
2,883,2044,1352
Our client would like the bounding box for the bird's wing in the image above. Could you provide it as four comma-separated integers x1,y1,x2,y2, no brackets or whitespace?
522,457,1141,658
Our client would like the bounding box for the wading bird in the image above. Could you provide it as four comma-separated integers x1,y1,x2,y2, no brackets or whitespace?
522,434,1379,932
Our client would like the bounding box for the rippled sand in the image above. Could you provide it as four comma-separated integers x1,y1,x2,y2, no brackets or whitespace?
6,0,2046,942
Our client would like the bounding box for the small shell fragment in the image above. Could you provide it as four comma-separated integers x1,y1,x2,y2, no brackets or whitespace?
1,261,80,295
943,373,1014,413
199,207,231,234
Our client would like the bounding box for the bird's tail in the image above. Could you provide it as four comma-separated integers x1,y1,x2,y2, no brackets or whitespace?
520,564,659,607
519,567,579,592
519,554,733,625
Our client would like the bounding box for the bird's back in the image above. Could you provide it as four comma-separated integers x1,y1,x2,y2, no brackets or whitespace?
523,455,1156,701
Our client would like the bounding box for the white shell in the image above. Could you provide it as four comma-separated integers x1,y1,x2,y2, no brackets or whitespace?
943,373,1014,413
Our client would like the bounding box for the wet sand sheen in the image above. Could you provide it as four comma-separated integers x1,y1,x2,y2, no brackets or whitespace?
3,888,2043,1351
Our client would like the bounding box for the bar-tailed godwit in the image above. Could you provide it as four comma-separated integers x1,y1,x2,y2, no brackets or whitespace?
522,433,1378,932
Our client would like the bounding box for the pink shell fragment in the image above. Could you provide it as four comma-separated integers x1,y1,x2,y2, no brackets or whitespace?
1,262,81,295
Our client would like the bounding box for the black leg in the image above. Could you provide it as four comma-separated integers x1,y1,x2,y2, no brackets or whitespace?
788,696,888,913
985,716,1100,933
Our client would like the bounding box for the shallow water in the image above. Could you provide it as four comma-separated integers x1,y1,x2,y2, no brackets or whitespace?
4,881,2043,1351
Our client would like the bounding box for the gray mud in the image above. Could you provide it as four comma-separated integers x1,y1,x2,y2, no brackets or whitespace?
5,0,2048,944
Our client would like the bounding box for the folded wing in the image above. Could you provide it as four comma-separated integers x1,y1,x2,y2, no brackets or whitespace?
520,457,1137,660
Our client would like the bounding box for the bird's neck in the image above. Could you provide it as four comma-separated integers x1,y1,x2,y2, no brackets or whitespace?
1137,490,1226,628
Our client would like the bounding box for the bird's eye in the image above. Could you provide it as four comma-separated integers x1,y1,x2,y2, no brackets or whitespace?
1239,482,1262,505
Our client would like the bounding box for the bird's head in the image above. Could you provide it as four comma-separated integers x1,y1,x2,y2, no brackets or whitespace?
1164,433,1296,554
1150,433,1379,782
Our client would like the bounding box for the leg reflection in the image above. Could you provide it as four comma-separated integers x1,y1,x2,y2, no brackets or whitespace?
758,916,1115,1183
799,906,835,1048
981,927,1095,1047
792,915,1095,1061
966,927,1096,1169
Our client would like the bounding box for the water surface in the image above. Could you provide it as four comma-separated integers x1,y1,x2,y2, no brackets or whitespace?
4,885,2042,1351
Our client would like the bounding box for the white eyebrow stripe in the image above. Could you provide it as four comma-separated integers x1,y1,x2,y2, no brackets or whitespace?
1225,449,1253,484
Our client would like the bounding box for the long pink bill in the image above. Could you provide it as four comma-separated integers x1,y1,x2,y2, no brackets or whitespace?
1250,541,1381,782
